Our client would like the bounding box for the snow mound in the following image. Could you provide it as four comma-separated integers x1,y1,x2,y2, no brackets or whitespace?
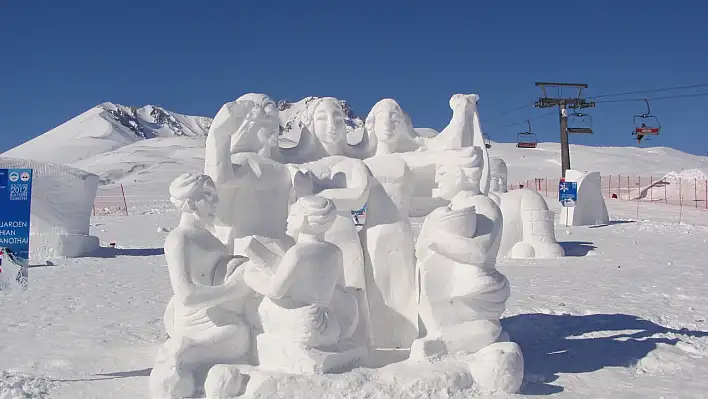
0,157,99,261
663,168,708,182
0,371,52,399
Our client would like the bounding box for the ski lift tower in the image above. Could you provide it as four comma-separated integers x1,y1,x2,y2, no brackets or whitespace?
534,82,596,178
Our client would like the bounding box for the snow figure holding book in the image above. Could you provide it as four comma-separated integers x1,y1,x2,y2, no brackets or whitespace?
243,196,368,375
150,173,253,399
412,146,524,393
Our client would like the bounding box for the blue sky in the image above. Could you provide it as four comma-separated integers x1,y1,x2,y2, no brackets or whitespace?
1,0,707,155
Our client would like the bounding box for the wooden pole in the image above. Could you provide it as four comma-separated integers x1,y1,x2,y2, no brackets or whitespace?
120,184,129,216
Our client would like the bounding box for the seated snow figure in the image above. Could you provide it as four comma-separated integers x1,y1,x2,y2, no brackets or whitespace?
558,170,610,226
413,154,524,394
150,174,252,399
488,158,564,259
243,196,367,375
289,156,374,347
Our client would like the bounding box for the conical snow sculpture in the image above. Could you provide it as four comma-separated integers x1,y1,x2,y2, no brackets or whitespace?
488,158,565,259
412,146,524,393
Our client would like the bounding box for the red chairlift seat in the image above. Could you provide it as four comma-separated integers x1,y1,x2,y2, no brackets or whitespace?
517,141,537,149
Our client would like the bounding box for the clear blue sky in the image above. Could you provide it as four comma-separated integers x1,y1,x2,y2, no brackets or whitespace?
2,0,707,155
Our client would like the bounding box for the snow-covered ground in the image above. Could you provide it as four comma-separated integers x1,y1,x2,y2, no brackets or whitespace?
1,196,707,398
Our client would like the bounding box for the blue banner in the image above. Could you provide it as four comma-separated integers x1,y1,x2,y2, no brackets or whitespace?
0,168,33,291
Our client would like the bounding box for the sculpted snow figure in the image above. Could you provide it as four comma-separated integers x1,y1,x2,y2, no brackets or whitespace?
204,98,294,254
488,157,564,259
360,100,419,349
150,173,252,399
413,148,524,393
243,196,367,374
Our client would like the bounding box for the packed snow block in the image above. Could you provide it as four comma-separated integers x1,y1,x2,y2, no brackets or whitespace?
559,170,610,226
0,157,100,261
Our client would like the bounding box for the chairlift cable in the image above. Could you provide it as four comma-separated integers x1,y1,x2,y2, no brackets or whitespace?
503,111,555,128
593,91,708,104
588,83,708,99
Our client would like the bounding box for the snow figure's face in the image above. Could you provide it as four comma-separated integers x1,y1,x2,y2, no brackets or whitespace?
193,184,219,224
250,101,280,142
435,166,464,200
313,101,346,145
374,103,407,144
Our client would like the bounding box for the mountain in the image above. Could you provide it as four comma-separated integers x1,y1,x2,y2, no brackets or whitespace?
2,97,365,163
2,103,212,165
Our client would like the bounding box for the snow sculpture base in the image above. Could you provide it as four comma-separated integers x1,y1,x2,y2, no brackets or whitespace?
29,233,99,261
558,170,610,226
509,209,564,259
238,342,524,397
256,334,368,375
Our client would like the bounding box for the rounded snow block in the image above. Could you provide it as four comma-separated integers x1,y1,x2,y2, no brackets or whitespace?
509,242,535,259
29,233,99,261
465,341,524,393
204,364,243,399
149,361,195,399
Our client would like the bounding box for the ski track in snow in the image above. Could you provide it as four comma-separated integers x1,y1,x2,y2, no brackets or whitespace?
1,199,708,398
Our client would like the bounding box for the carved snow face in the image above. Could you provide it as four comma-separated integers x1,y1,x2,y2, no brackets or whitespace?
374,103,408,144
192,182,219,224
313,101,346,146
435,166,464,200
250,101,280,143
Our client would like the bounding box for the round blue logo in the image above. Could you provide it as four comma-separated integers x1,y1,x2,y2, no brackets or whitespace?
8,172,19,182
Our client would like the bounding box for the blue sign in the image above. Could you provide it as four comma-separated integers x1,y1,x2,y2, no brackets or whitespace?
0,168,33,291
559,180,578,207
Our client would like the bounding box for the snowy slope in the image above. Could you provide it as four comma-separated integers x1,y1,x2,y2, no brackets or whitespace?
65,135,708,195
1,200,707,398
2,103,211,165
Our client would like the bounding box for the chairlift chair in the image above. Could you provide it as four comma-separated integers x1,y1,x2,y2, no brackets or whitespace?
566,106,593,134
483,133,492,149
633,99,661,136
516,121,538,149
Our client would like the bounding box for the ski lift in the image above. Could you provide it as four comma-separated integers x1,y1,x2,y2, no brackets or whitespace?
516,121,537,149
566,105,593,134
633,99,661,136
483,133,492,149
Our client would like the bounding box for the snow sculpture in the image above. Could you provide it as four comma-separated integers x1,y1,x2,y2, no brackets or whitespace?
559,170,610,226
204,101,294,254
150,173,252,399
488,158,564,259
365,99,422,156
361,154,418,349
0,157,99,261
413,149,524,393
243,196,367,374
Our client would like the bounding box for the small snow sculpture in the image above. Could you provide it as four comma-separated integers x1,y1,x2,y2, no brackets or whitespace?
558,170,610,226
243,196,367,375
364,99,422,156
413,149,524,393
488,158,564,259
150,174,252,399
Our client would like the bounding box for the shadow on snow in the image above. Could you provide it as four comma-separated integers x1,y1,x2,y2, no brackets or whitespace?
502,313,708,395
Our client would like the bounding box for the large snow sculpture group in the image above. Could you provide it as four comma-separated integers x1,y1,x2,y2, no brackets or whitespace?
150,93,570,398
